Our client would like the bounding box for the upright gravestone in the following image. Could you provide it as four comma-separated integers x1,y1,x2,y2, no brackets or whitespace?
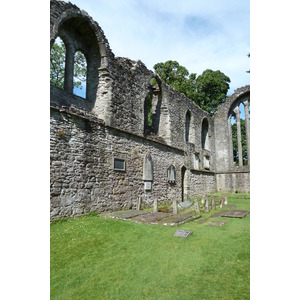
224,195,228,205
201,195,205,204
211,196,216,210
204,196,210,212
136,196,142,211
153,198,158,213
173,199,178,215
219,196,224,208
194,199,200,212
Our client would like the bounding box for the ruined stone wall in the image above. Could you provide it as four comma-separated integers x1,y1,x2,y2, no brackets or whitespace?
50,0,249,219
213,86,250,192
50,105,187,219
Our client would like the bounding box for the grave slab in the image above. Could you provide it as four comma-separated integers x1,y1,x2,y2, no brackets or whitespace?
133,212,171,223
159,213,201,226
174,230,192,238
207,219,229,227
110,210,150,219
221,210,249,218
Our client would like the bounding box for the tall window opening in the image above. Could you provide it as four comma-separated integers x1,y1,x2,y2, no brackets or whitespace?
201,118,209,150
50,37,65,89
73,50,87,98
185,111,191,142
231,102,249,166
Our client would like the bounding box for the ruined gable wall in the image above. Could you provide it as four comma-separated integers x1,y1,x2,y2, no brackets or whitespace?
214,85,250,192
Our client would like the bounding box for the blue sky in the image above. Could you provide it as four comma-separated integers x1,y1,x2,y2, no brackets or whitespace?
70,0,250,96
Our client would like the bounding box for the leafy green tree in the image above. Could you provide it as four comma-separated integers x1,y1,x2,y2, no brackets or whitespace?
153,60,230,116
153,60,190,95
50,40,65,89
50,38,87,90
196,69,231,115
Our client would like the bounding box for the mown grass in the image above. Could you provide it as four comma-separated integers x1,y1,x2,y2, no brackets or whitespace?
51,193,250,299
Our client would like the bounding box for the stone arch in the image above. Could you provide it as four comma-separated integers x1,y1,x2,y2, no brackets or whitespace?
228,93,250,167
50,2,113,110
214,85,250,172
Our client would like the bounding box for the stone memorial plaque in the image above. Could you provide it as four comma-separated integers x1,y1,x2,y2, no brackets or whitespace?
174,230,192,238
144,181,152,191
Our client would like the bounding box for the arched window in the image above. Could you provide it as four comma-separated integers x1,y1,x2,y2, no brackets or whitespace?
73,50,87,98
50,37,65,89
201,118,209,150
185,111,191,142
51,15,101,107
230,100,250,166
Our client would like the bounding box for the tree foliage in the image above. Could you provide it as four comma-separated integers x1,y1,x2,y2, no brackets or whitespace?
153,60,230,116
196,69,231,115
50,38,87,90
50,40,66,89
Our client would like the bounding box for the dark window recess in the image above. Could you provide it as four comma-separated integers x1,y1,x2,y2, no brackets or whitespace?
114,159,125,171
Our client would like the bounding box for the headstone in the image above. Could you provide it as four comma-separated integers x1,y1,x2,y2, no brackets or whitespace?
211,196,216,210
219,196,224,208
136,196,142,210
204,197,210,212
194,199,200,212
153,198,158,213
174,230,192,238
224,195,228,205
173,199,178,215
201,195,205,204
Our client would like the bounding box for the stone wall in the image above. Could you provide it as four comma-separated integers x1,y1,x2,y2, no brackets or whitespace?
50,0,250,219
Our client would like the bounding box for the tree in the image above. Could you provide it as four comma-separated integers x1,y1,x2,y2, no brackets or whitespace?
50,38,87,91
196,69,231,115
153,60,230,116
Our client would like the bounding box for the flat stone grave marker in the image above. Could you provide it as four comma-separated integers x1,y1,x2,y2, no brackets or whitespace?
178,201,193,208
174,230,192,238
110,210,149,219
159,213,201,226
221,210,249,218
133,212,171,223
207,219,229,227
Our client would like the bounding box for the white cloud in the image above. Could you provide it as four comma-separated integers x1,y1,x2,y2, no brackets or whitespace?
70,0,249,95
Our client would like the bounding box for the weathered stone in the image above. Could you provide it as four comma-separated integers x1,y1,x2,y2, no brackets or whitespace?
172,199,178,215
50,0,250,220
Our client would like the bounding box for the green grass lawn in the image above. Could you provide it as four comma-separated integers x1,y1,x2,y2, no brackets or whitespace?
51,193,250,300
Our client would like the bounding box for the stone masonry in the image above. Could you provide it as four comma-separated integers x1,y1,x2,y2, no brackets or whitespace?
50,0,250,219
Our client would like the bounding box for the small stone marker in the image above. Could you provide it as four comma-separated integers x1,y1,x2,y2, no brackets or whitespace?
224,195,228,205
153,198,158,213
211,196,216,210
194,200,200,212
219,196,224,208
136,196,142,210
204,197,210,212
173,199,178,215
174,230,192,238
